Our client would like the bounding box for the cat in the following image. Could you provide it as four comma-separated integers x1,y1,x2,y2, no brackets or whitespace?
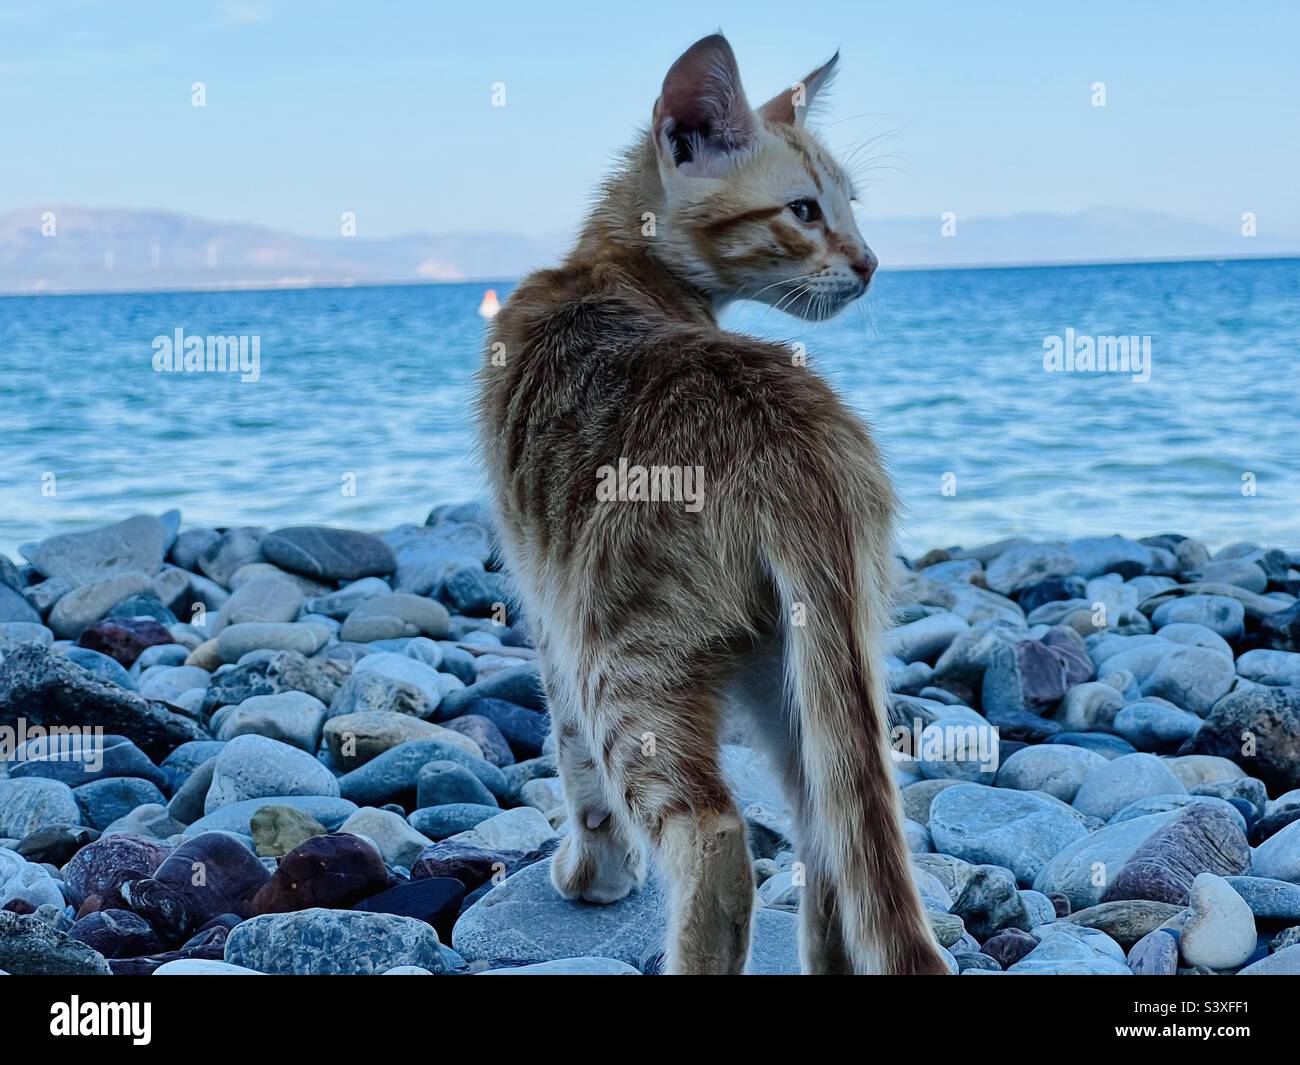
476,33,947,975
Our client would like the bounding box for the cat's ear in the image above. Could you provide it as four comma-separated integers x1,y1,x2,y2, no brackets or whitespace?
758,51,839,126
652,34,756,178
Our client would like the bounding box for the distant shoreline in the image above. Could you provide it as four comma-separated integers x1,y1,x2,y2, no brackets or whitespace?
2,252,1297,300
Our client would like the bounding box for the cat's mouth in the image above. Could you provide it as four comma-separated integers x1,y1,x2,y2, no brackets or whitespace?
771,279,866,321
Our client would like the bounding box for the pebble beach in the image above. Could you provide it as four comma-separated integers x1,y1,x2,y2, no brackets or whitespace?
2,508,1299,976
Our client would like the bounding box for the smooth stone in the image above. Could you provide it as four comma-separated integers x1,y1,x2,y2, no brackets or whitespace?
204,734,340,814
217,622,329,663
73,777,166,830
122,832,269,937
350,652,451,712
8,732,166,789
68,908,163,958
196,527,266,587
985,542,1076,596
1054,681,1126,730
0,584,43,624
352,876,464,934
1237,943,1300,974
950,864,1031,939
1179,873,1256,969
12,824,98,867
109,593,178,626
1072,753,1187,821
1064,900,1186,948
213,691,326,752
225,907,445,975
442,714,514,767
323,709,479,768
477,956,641,975
166,758,217,825
1223,876,1300,920
340,593,451,643
338,739,506,807
1166,754,1247,790
384,521,494,597
249,804,327,858
1069,536,1153,579
885,612,969,665
901,779,964,826
447,807,557,854
137,664,211,703
48,572,161,640
1253,820,1300,883
1006,924,1131,975
980,927,1039,968
249,833,389,914
63,646,137,690
261,526,397,582
1033,812,1178,911
63,833,172,910
1139,646,1236,714
417,760,499,809
212,576,302,633
452,856,663,970
303,578,392,619
181,796,357,839
454,697,550,759
339,807,433,868
929,783,1089,886
1113,701,1202,752
30,515,165,587
1047,732,1138,759
0,854,65,910
0,778,81,838
101,802,184,840
153,958,264,974
1108,794,1247,834
408,803,503,840
77,616,173,668
1237,648,1300,687
439,662,546,717
1127,928,1180,974
995,744,1105,803
1151,595,1245,639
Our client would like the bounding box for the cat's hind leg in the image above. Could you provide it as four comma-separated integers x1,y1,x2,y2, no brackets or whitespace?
595,678,754,975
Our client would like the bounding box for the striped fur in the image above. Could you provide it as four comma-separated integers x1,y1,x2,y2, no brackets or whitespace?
475,33,946,975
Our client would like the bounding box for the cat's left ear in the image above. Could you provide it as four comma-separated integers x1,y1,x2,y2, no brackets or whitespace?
653,34,757,178
759,52,839,126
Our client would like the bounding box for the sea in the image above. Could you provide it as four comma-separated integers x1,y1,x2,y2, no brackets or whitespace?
2,257,1296,560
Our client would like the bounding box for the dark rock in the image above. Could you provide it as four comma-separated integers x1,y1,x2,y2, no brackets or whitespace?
73,777,167,830
950,865,1032,940
8,733,167,790
411,839,519,893
64,834,173,911
0,643,207,762
439,663,546,717
983,708,1062,743
1016,575,1087,614
1102,803,1250,905
261,526,396,582
1253,807,1300,845
416,760,499,809
981,639,1071,715
450,698,549,759
249,832,389,914
122,832,270,941
1049,892,1071,917
0,910,112,974
14,824,100,866
1260,602,1300,652
353,876,464,940
441,714,514,766
1182,686,1300,792
338,738,507,807
78,616,174,669
1047,732,1138,759
68,908,164,958
441,566,509,616
980,927,1039,968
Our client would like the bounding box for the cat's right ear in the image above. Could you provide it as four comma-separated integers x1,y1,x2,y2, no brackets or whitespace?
652,34,756,179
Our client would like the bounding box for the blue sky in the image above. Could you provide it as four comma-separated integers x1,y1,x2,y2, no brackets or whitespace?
3,0,1296,239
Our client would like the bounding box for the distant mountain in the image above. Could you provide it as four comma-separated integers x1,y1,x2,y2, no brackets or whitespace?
0,205,1294,295
0,207,570,294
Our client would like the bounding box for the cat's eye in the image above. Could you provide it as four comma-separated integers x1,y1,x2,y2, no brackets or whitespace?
787,199,822,224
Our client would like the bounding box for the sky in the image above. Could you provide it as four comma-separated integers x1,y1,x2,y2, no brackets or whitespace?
2,0,1297,240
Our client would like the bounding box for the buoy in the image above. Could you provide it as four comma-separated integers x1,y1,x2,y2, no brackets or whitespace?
478,288,500,319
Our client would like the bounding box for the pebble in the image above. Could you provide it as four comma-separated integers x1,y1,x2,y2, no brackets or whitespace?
339,807,434,868
217,621,329,662
1034,811,1178,911
929,784,1089,886
213,691,327,751
994,743,1105,803
249,804,327,857
225,907,446,975
1127,928,1179,974
1179,873,1257,969
250,832,389,913
338,738,507,807
0,911,112,975
323,709,480,768
1252,820,1300,883
417,760,499,808
340,592,451,642
204,734,340,814
1071,753,1187,821
1185,686,1300,792
212,576,303,633
29,514,166,587
260,526,397,582
1112,701,1202,751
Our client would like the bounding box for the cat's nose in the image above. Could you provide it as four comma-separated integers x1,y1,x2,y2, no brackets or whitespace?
850,247,878,282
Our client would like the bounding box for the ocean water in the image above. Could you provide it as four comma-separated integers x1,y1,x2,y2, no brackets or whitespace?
2,258,1297,560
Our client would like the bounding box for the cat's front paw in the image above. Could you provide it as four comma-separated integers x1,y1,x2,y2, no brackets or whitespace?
551,830,644,905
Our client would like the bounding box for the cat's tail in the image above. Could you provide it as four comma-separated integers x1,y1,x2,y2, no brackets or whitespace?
762,515,948,975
